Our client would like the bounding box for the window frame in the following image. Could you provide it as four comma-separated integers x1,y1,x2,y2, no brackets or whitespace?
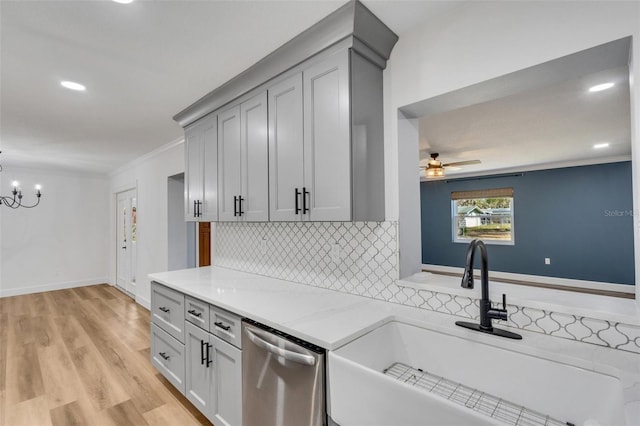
451,191,515,246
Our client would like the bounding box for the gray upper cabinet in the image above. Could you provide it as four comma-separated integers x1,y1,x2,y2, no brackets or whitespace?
218,92,269,222
269,49,384,222
185,113,218,222
240,92,269,221
218,105,242,221
177,0,397,223
268,74,304,222
303,50,351,221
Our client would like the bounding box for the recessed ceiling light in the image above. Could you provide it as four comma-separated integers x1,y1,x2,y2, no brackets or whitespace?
593,143,610,149
588,82,614,92
113,0,134,3
60,81,86,91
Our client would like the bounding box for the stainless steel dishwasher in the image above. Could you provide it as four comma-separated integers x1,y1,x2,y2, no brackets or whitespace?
242,319,326,426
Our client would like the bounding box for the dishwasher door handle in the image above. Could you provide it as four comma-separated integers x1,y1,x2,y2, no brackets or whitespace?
245,328,316,366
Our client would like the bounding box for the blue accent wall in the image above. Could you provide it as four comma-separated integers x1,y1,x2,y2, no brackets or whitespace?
420,162,635,285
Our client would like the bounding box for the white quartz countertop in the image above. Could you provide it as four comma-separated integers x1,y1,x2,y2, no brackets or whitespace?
149,266,392,350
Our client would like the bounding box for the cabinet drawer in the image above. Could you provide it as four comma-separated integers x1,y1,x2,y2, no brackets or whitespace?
210,305,243,349
151,324,186,394
185,295,210,331
151,282,185,343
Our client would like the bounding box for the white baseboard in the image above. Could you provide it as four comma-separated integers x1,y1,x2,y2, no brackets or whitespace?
0,277,110,298
136,296,151,310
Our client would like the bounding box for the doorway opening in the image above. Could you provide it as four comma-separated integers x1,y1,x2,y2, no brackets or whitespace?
168,173,196,270
116,188,137,297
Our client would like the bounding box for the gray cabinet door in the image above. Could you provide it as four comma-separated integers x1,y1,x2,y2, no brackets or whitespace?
185,322,212,418
303,50,351,221
218,105,242,222
211,335,242,426
240,92,269,221
200,114,218,222
184,113,217,222
268,73,304,222
184,122,204,222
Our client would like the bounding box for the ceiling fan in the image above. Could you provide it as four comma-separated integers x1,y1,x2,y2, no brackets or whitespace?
420,153,481,178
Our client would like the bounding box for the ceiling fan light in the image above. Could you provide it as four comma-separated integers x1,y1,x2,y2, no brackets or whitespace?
425,166,445,178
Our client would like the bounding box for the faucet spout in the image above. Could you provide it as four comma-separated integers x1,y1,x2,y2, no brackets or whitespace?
456,239,522,340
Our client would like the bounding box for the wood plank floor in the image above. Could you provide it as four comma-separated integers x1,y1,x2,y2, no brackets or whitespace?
0,284,213,426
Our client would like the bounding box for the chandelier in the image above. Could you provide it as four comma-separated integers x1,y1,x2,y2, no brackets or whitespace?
0,151,42,209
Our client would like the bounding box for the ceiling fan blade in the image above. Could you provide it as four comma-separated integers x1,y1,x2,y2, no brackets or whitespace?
442,159,481,167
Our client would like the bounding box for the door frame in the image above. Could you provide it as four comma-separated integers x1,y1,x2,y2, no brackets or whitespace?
115,186,137,297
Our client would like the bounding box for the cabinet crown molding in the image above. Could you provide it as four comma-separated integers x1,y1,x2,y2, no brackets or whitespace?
173,0,398,128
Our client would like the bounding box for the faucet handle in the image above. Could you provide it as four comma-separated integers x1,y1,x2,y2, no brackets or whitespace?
501,293,508,312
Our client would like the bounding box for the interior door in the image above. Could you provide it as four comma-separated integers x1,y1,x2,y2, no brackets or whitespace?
116,188,137,296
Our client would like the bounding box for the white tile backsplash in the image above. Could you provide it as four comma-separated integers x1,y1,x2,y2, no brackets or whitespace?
212,221,640,354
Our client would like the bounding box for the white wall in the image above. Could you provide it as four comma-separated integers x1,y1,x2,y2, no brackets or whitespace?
109,141,184,308
0,167,109,296
384,0,640,291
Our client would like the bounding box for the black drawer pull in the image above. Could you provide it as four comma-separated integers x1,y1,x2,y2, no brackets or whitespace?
206,343,213,367
200,340,206,365
159,352,170,361
302,187,310,214
188,309,202,318
159,307,170,313
214,321,231,332
295,188,301,214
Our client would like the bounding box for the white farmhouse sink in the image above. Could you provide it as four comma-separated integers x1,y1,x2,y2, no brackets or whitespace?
328,321,625,426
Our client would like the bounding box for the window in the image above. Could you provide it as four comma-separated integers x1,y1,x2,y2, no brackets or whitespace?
452,188,514,245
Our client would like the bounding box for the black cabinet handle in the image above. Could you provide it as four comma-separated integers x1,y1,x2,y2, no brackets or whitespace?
302,187,310,214
159,306,170,313
200,340,206,365
206,343,213,367
238,196,244,216
233,195,238,217
159,352,170,361
188,309,202,318
193,200,197,218
214,321,231,332
295,188,301,214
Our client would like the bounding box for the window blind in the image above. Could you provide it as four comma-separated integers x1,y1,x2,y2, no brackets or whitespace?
451,187,514,200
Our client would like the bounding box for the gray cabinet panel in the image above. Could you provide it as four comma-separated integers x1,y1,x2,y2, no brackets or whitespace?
303,50,351,221
184,113,218,222
201,116,218,222
185,123,203,222
151,324,186,394
240,92,269,221
185,322,213,417
218,105,242,222
268,74,304,222
211,336,242,426
151,282,185,343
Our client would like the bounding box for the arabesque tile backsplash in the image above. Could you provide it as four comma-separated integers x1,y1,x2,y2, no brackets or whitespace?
212,221,640,354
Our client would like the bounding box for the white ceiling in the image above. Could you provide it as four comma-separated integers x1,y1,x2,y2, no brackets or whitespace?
415,36,633,180
0,0,463,174
418,65,632,177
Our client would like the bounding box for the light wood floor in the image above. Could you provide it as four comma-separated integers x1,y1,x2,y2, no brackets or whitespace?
0,284,213,426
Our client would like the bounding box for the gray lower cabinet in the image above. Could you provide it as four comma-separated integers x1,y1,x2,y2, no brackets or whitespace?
151,324,186,394
183,307,243,426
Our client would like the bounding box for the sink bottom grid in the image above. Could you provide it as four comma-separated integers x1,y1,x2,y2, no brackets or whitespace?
383,362,571,426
